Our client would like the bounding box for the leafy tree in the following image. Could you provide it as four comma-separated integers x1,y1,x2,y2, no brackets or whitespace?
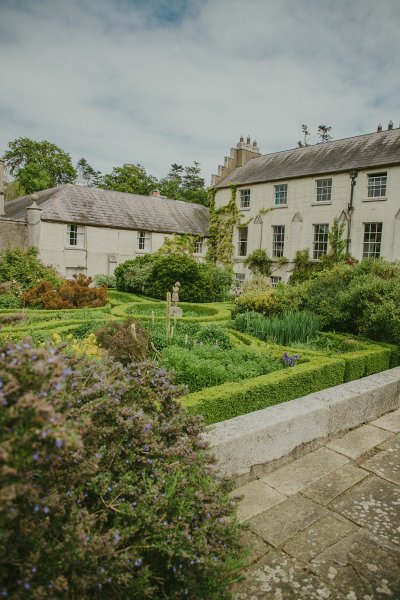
157,234,197,255
4,180,25,200
76,158,103,187
4,137,76,193
101,163,157,195
244,249,288,277
158,162,208,206
317,124,333,143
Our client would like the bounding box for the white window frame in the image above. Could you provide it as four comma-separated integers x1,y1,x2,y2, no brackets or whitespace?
274,183,288,206
194,239,203,254
239,188,251,209
363,222,382,258
313,224,329,259
272,225,285,258
234,273,246,283
66,224,85,248
270,276,282,288
315,178,332,203
367,173,387,198
237,227,248,257
137,231,151,252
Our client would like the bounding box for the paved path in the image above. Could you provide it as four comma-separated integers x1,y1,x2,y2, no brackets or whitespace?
232,409,400,599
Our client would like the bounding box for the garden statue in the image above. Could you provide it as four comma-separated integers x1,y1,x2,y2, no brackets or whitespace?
172,281,181,306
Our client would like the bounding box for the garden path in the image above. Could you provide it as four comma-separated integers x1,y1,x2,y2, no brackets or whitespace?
232,409,400,599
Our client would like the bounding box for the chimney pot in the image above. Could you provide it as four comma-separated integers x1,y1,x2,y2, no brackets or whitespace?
239,135,244,143
388,120,393,130
252,140,257,147
377,124,382,132
246,135,251,145
151,189,161,197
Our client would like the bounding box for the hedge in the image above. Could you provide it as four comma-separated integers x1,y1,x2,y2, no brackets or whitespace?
183,355,345,424
111,301,232,322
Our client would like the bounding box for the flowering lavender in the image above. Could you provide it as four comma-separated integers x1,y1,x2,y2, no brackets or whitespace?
281,352,299,367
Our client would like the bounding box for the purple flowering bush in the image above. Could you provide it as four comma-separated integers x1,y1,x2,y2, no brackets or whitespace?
0,340,244,599
281,352,299,367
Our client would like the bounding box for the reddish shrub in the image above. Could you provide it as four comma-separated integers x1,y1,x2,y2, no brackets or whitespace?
22,275,108,309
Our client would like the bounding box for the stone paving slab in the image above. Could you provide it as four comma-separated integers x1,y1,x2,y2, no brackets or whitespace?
302,463,367,505
233,550,338,599
310,530,400,598
282,514,356,563
260,447,349,495
248,494,326,547
331,475,400,546
371,408,400,432
361,448,400,485
233,411,400,598
231,480,286,522
326,424,393,459
377,431,400,451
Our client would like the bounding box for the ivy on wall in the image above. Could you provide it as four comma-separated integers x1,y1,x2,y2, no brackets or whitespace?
206,184,240,267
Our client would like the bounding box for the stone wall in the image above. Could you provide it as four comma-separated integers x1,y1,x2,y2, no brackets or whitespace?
0,219,27,249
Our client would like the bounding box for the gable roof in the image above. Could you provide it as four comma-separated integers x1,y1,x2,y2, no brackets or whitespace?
215,128,400,188
3,184,209,236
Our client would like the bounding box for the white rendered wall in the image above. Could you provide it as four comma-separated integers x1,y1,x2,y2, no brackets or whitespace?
215,166,400,281
38,222,207,277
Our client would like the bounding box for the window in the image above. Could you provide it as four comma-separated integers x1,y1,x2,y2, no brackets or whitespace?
137,231,151,252
363,223,382,258
237,227,248,257
270,276,282,288
194,239,203,254
234,273,245,283
313,224,329,259
368,173,387,198
274,184,288,206
272,225,285,258
67,224,85,248
240,189,251,209
316,178,332,203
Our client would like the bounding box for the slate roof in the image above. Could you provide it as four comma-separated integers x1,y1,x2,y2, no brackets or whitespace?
215,128,400,188
3,185,209,236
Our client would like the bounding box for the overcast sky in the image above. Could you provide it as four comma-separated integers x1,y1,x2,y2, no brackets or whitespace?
1,0,399,185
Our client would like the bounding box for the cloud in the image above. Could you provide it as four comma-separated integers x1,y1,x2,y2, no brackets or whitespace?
0,0,399,185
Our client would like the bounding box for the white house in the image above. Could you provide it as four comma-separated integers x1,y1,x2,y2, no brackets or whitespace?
212,126,400,283
0,177,209,278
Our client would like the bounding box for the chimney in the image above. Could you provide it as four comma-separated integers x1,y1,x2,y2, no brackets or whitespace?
388,120,393,130
151,189,161,197
211,135,261,186
0,158,5,216
377,124,382,132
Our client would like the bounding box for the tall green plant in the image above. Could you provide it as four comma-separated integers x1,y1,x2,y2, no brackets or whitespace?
234,311,320,345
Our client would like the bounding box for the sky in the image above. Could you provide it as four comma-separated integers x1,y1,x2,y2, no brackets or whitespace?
1,0,400,185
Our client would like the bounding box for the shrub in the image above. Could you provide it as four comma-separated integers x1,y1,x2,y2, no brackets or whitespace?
116,254,232,303
234,284,302,316
22,275,108,310
95,318,149,364
94,274,116,288
0,340,244,599
160,344,281,392
0,293,22,309
195,325,233,349
0,247,60,291
234,311,320,345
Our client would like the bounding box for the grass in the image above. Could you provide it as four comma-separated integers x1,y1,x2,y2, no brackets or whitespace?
234,311,320,346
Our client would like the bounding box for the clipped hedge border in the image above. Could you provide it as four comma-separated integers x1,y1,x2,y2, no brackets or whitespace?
184,355,345,425
111,302,232,322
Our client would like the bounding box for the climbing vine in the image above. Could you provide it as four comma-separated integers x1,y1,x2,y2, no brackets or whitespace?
206,184,240,267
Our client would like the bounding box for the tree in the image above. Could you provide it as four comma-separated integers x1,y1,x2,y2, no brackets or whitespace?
158,161,208,206
4,180,26,201
244,249,288,277
101,163,157,195
297,124,311,148
317,124,333,143
4,137,77,194
297,124,333,147
76,157,103,187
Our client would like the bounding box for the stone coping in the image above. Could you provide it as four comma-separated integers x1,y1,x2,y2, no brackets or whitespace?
207,366,400,478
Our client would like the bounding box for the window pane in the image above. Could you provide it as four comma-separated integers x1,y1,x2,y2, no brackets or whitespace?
367,173,387,198
313,224,329,259
270,276,282,288
238,227,248,257
240,189,251,208
363,223,382,258
272,225,285,257
194,239,203,254
316,178,332,202
274,184,288,206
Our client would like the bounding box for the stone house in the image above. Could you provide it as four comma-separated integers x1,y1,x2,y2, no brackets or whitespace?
0,174,209,278
212,126,400,283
